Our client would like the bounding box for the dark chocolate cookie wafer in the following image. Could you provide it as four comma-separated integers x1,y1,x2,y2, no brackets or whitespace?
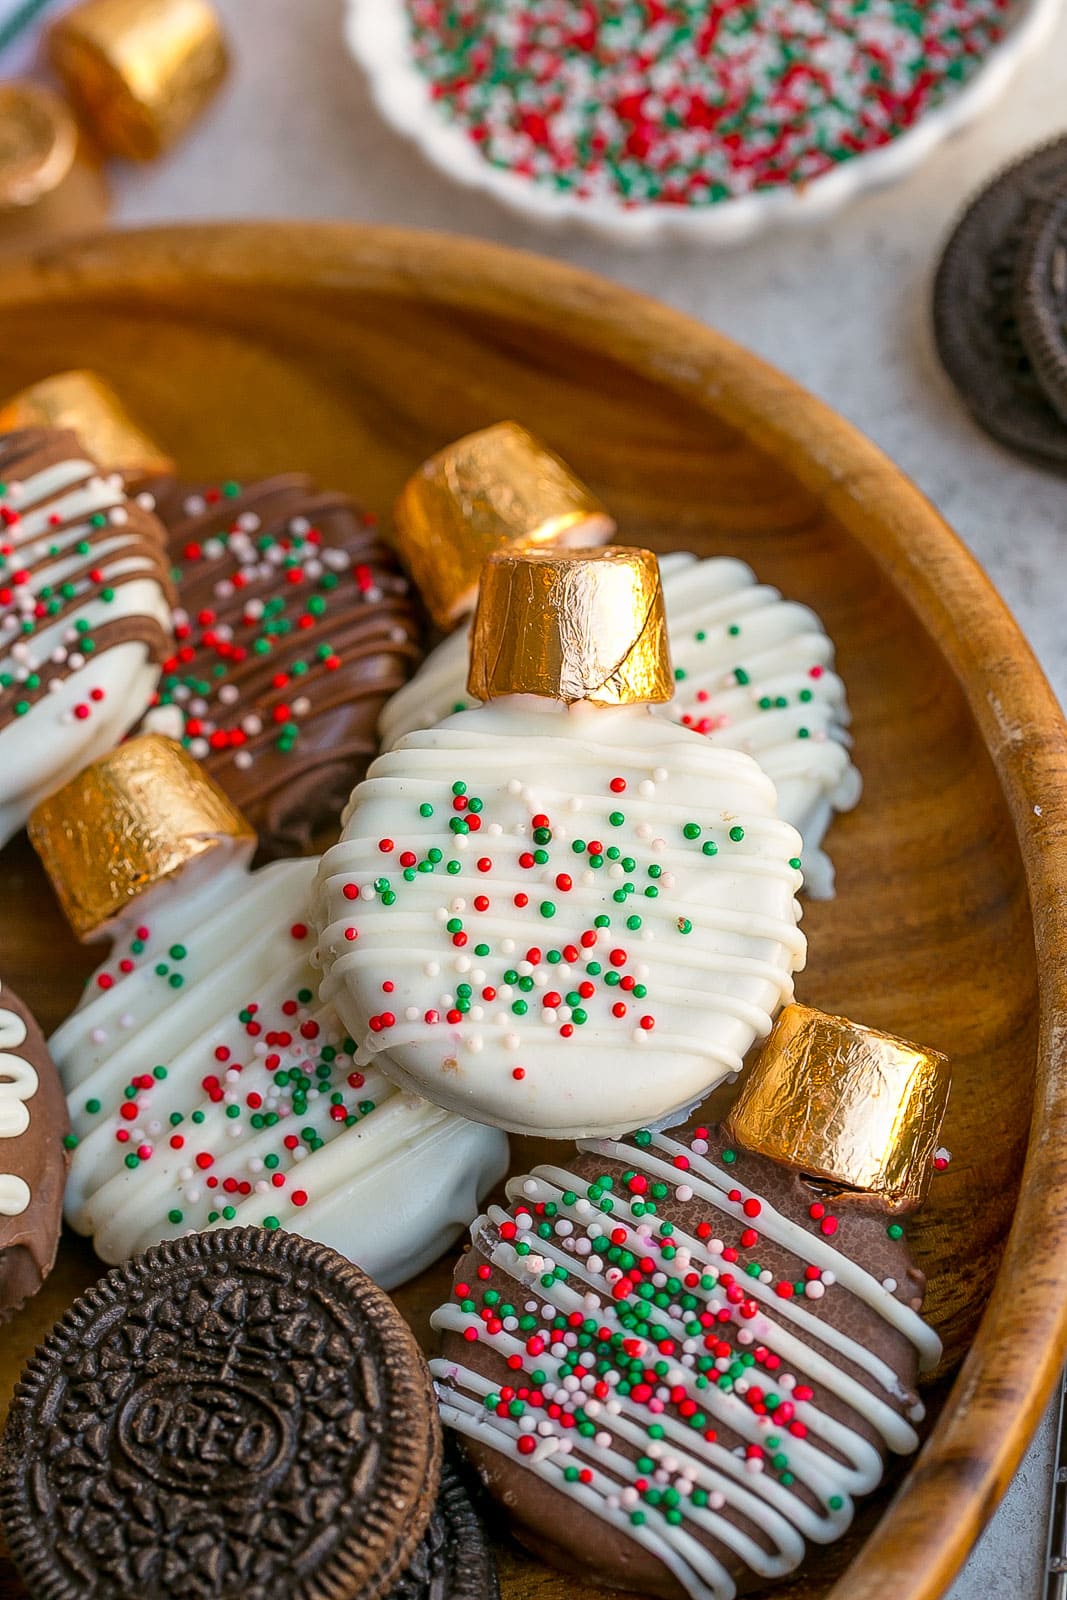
0,1227,441,1600
391,1450,499,1600
934,135,1067,469
1017,185,1067,425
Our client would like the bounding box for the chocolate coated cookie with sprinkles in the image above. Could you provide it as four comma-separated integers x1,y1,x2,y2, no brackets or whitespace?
0,426,172,846
141,474,425,857
432,1006,950,1600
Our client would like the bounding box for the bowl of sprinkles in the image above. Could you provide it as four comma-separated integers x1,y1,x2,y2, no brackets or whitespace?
347,0,1062,243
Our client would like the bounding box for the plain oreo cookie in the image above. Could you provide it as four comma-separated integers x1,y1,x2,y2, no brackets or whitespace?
390,1450,499,1600
0,1226,441,1600
933,135,1067,469
1017,187,1067,426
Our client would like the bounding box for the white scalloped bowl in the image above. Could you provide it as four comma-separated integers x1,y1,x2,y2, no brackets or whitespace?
346,0,1062,246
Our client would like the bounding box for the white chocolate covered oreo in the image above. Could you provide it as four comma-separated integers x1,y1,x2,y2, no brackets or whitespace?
52,853,508,1284
316,698,806,1138
380,553,859,897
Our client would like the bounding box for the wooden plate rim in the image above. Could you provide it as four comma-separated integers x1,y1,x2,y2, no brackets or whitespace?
2,222,1066,1600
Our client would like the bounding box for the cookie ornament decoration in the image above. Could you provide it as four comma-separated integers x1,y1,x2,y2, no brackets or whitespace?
0,981,70,1318
382,439,858,897
30,734,508,1283
0,424,173,845
317,546,806,1138
431,1004,951,1600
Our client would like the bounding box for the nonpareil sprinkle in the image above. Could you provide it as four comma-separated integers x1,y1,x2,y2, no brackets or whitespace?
406,0,1010,206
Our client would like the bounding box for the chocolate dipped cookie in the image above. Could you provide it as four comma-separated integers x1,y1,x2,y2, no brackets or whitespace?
431,1008,949,1600
0,426,172,845
141,475,425,855
0,980,69,1318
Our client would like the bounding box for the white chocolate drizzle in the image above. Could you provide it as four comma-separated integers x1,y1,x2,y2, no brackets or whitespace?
379,552,860,897
0,987,35,1217
50,856,508,1286
317,699,805,1137
431,1130,939,1600
0,453,172,845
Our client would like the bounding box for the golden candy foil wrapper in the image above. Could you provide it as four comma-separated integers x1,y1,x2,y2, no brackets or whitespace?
0,83,77,212
28,735,255,942
724,1003,950,1214
468,545,673,706
0,83,109,255
48,0,228,162
393,422,615,631
0,371,175,479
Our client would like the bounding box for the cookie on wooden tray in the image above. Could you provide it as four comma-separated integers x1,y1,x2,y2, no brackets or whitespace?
392,1447,500,1600
0,979,70,1319
142,474,425,857
431,1006,950,1599
0,426,173,846
0,1226,442,1600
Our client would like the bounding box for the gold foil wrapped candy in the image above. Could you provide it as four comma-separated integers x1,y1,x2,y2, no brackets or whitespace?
0,83,78,212
0,370,175,479
468,545,674,706
723,1003,950,1213
47,0,228,162
29,735,255,941
0,83,108,253
392,422,615,631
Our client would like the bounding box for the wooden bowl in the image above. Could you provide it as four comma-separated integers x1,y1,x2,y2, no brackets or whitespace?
0,223,1065,1600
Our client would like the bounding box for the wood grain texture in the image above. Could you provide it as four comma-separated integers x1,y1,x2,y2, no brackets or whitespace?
0,223,1064,1600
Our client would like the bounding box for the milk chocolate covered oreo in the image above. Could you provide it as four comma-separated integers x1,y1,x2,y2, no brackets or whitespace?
0,1227,442,1600
0,980,69,1317
141,476,425,856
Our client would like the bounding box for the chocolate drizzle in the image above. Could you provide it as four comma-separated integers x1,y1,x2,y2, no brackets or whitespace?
141,476,425,856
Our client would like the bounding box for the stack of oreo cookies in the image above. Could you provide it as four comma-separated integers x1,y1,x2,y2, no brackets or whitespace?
0,1228,500,1600
935,135,1067,470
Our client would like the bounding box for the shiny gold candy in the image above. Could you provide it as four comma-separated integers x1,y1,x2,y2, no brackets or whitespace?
0,83,108,254
724,1003,950,1213
392,422,615,631
468,545,673,706
29,735,255,942
0,83,77,212
48,0,228,162
0,370,175,478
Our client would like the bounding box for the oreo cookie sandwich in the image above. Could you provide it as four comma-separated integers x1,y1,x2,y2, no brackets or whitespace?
392,1448,499,1600
1017,184,1067,427
934,135,1067,469
0,1227,442,1599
